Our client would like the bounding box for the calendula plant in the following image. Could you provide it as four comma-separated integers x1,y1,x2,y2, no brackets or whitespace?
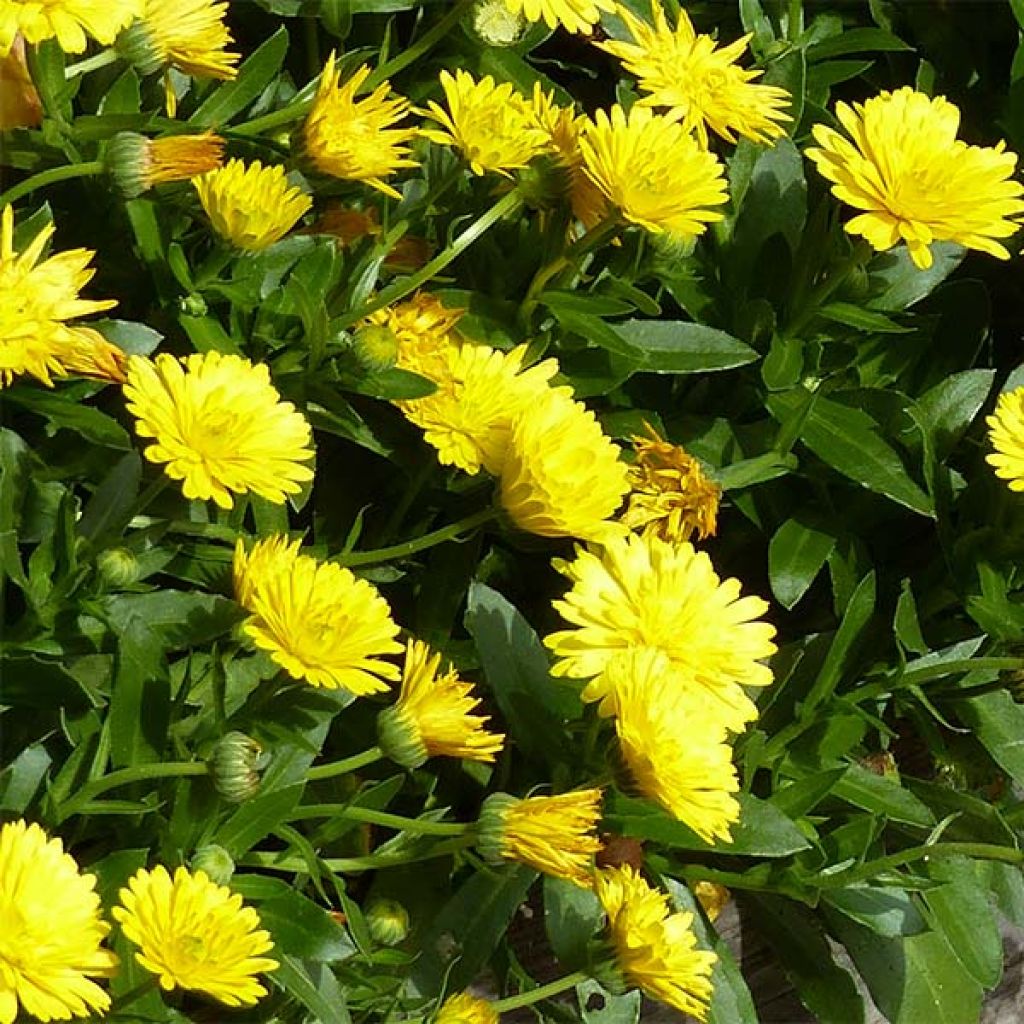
4,2,1024,1023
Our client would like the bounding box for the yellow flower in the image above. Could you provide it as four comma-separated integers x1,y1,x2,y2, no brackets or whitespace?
58,326,128,383
545,533,776,733
233,535,402,694
435,991,500,1024
303,55,418,200
193,159,311,251
597,3,791,147
0,0,141,55
594,865,716,1020
422,69,551,177
0,35,41,128
606,648,739,844
378,640,503,768
0,820,118,1024
0,204,119,388
367,291,462,378
503,0,615,34
120,0,238,79
622,424,720,543
124,351,315,508
987,387,1024,491
477,789,603,887
106,130,225,198
112,865,277,1007
579,104,728,236
806,87,1024,270
499,387,630,540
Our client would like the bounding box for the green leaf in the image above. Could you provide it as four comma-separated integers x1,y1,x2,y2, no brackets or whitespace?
272,956,351,1024
817,302,912,333
552,309,644,360
612,320,759,374
544,876,602,968
109,618,169,768
0,429,29,533
0,743,52,812
717,451,797,491
769,517,837,609
867,244,964,311
5,387,131,449
578,981,640,1024
0,656,95,711
76,453,141,545
100,592,244,649
831,764,937,827
823,886,928,938
770,767,848,817
806,26,911,60
346,367,436,400
541,290,635,317
954,690,1024,789
214,784,305,859
93,318,163,355
912,370,995,460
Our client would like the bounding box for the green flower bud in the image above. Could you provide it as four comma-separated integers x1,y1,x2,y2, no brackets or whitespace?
210,732,263,803
516,155,571,211
474,792,518,867
191,843,235,885
470,0,526,47
97,547,140,588
105,132,151,199
377,705,428,770
365,897,410,946
115,19,165,76
351,325,400,372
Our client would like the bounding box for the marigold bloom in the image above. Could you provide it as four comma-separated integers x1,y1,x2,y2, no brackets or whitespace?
598,3,791,147
622,425,720,543
806,87,1024,270
545,533,776,732
0,0,141,55
367,291,462,375
113,866,277,1007
594,865,716,1020
0,35,41,127
193,159,311,251
378,639,503,768
503,0,614,34
499,387,630,540
580,105,728,236
0,820,118,1024
107,130,225,198
119,0,238,79
986,387,1024,491
477,789,603,887
0,205,120,388
435,991,500,1024
422,69,550,177
233,535,402,694
124,352,315,508
606,648,739,843
303,55,418,199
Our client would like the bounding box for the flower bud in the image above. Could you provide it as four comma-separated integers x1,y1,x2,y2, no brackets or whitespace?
516,155,571,211
115,19,164,76
377,704,428,770
474,792,518,868
191,843,235,885
97,547,140,588
351,324,400,372
365,897,410,946
469,0,526,47
106,130,225,199
210,732,263,803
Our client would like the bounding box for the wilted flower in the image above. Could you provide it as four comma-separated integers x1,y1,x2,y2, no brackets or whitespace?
0,36,41,128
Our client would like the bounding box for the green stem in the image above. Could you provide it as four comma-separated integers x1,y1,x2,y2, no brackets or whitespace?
786,0,803,41
57,761,207,822
232,94,315,137
820,842,1024,889
64,49,119,78
492,971,591,1012
335,190,524,328
784,242,869,339
290,804,469,836
0,160,104,208
242,835,471,873
849,657,1024,705
307,746,384,781
335,507,497,568
107,977,159,1015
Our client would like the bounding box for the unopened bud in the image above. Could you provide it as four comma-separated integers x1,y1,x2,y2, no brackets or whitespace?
210,731,263,803
191,843,235,885
377,704,428,770
97,547,140,588
351,325,400,372
365,897,410,946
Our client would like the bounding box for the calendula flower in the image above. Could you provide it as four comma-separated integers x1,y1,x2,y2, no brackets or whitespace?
598,3,791,147
594,865,716,1020
606,648,740,844
0,0,141,55
367,291,462,376
545,533,776,732
303,55,418,199
193,159,311,251
118,0,238,79
580,104,729,236
500,387,630,540
422,69,550,177
503,0,614,34
124,352,315,508
377,638,504,769
477,789,603,887
987,387,1024,491
435,991,500,1024
58,326,128,383
622,424,720,543
0,205,120,388
113,866,277,1007
233,535,402,694
106,130,225,198
0,820,118,1024
0,35,41,127
806,87,1024,270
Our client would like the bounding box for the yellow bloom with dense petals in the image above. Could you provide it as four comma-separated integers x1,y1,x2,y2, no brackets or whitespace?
120,0,238,79
580,105,728,236
477,789,603,887
367,291,463,366
0,35,41,128
303,55,418,199
193,159,311,251
598,3,791,147
806,87,1024,270
0,205,120,388
106,130,225,198
435,991,500,1024
605,648,740,844
233,535,402,694
594,865,716,1020
377,639,504,768
422,69,551,177
622,424,720,543
124,352,315,509
0,820,118,1024
499,387,630,540
0,0,141,55
545,533,776,732
113,866,277,1007
503,0,614,34
986,387,1024,491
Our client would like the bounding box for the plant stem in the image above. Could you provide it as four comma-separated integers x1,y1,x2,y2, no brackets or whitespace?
107,977,159,1015
65,50,119,78
492,971,591,1012
335,190,524,328
307,746,384,781
290,804,469,836
335,507,497,567
0,160,104,207
57,762,208,822
242,835,472,873
848,657,1024,705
